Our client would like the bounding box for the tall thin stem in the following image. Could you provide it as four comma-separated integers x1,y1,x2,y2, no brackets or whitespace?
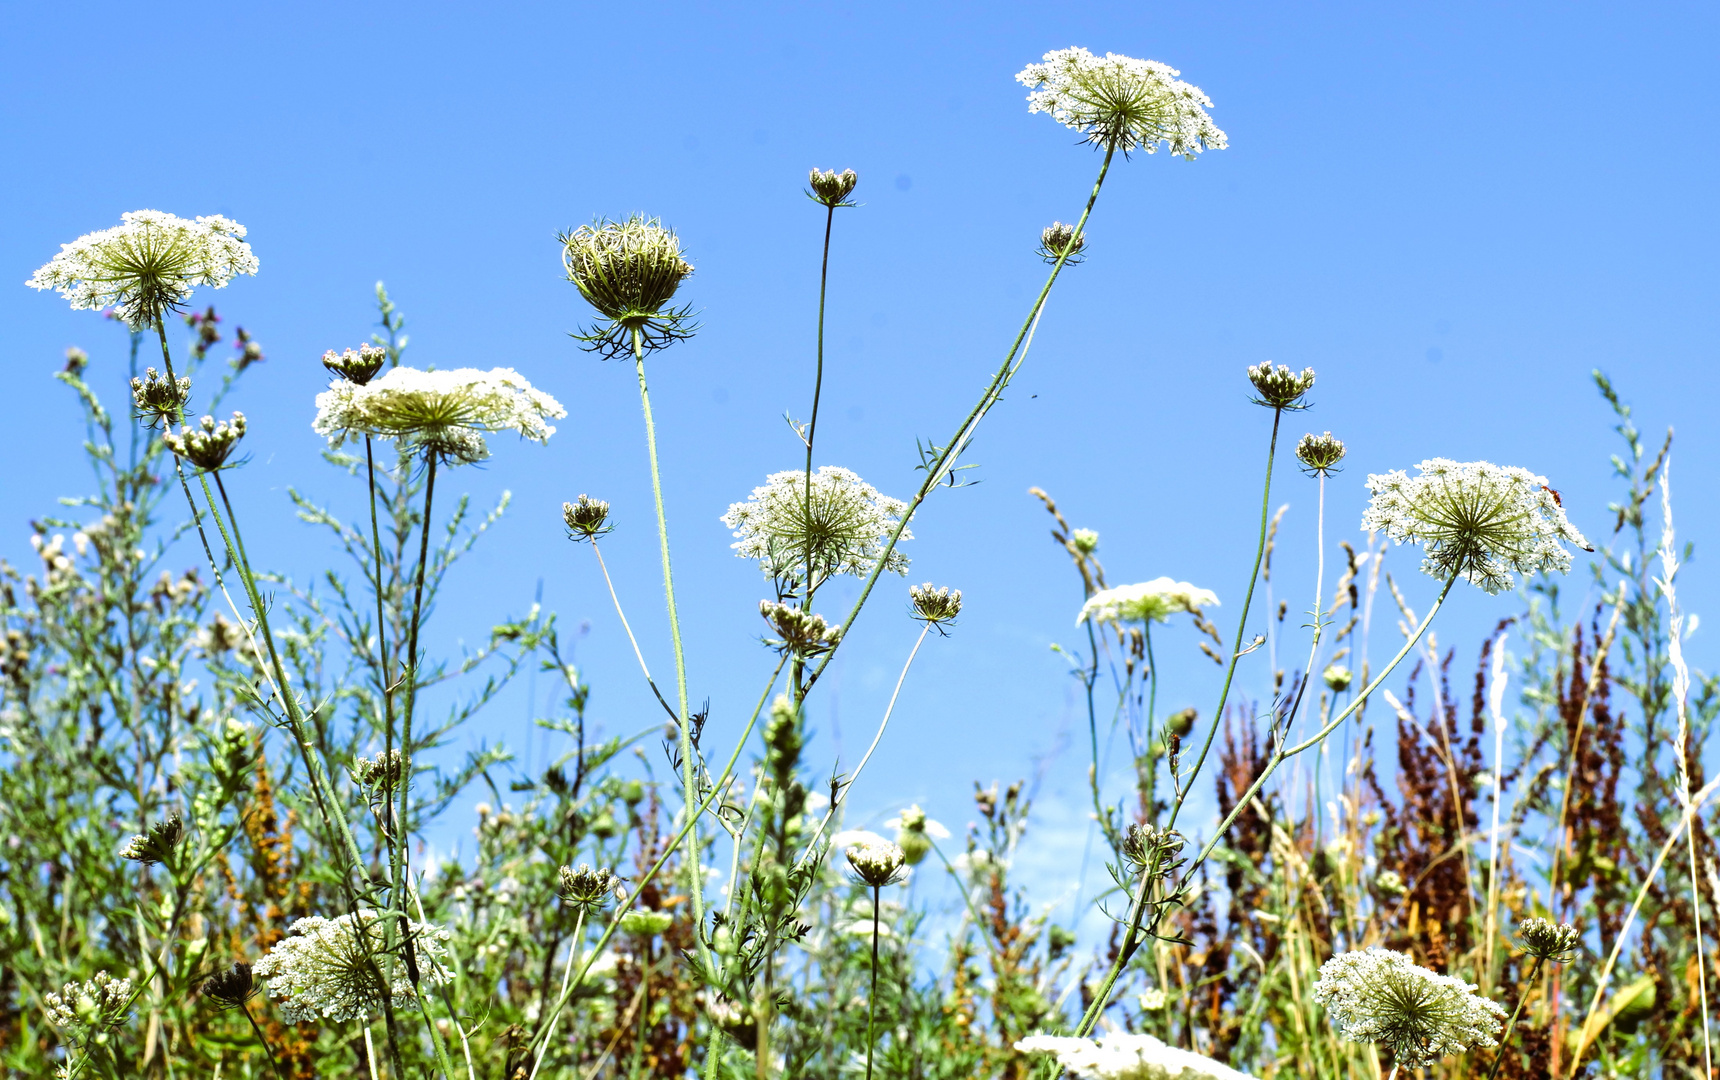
803,201,837,613
397,452,437,928
527,908,587,1080
587,538,677,720
865,883,881,1080
1484,957,1545,1080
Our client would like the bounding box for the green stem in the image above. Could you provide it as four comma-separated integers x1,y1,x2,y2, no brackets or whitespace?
630,327,714,983
803,202,836,611
1484,957,1545,1080
866,883,881,1080
526,908,587,1080
241,1005,291,1080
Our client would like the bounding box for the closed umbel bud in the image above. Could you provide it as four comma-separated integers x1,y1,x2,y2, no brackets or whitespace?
119,815,185,866
130,367,191,427
759,600,842,658
909,582,963,627
1517,916,1581,963
1038,221,1087,264
562,494,612,541
846,841,907,887
1297,431,1347,476
807,168,859,208
1323,664,1353,692
163,412,246,471
1246,362,1316,410
322,345,387,386
558,863,621,911
202,962,257,1010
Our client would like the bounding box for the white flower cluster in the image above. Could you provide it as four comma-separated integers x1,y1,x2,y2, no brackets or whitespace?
1016,1032,1256,1080
1313,948,1506,1067
721,466,911,580
44,971,133,1035
252,911,452,1023
26,211,257,328
313,366,566,464
1361,459,1590,595
1016,48,1227,156
1077,578,1219,627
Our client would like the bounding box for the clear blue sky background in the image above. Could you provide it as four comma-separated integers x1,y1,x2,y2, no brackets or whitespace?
4,2,1717,928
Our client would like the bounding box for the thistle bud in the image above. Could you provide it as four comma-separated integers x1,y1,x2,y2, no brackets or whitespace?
163,412,246,471
130,367,191,427
1038,221,1087,264
808,168,860,208
1517,916,1581,963
562,494,612,541
322,344,386,386
1297,431,1347,476
201,962,257,1010
119,815,184,866
557,863,621,911
845,840,907,887
1246,362,1315,411
1322,663,1353,692
909,582,963,627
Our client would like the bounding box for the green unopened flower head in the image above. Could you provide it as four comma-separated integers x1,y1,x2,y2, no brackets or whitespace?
620,909,674,937
909,582,963,629
560,215,696,359
163,412,246,471
322,345,387,386
1038,221,1087,264
846,840,907,887
1323,663,1353,692
562,494,612,541
349,750,403,813
1297,431,1347,476
1247,362,1316,410
119,815,185,866
1070,528,1100,554
885,804,951,866
1121,822,1186,873
807,168,859,208
558,863,621,911
131,367,191,427
44,971,134,1041
759,600,842,658
1517,917,1581,964
202,962,258,1010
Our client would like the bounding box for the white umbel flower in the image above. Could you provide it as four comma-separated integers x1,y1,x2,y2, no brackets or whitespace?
1313,948,1506,1068
27,210,257,329
313,366,566,464
1016,1032,1256,1080
1077,578,1219,626
1016,48,1227,156
252,911,452,1023
1360,459,1590,595
721,466,911,581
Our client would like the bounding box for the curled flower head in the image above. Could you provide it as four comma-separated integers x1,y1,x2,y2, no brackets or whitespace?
1016,1032,1256,1080
119,815,184,866
884,804,950,866
201,962,257,1010
163,412,246,471
252,911,451,1023
44,971,134,1042
1016,48,1227,157
26,211,257,329
722,466,912,583
909,583,963,628
807,168,860,208
1247,363,1316,410
322,345,387,386
1323,663,1354,692
313,366,565,465
1517,917,1581,964
1313,948,1506,1068
1361,459,1591,595
562,494,612,541
1038,221,1087,264
758,600,842,658
1077,578,1218,627
130,367,192,427
1297,431,1347,476
560,215,696,358
558,863,621,911
845,840,907,888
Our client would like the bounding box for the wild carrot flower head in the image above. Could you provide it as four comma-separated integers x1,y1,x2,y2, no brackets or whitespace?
201,962,258,1010
807,168,860,208
885,804,950,866
1296,431,1346,476
721,466,912,582
1016,48,1227,157
252,911,451,1023
1313,948,1506,1068
758,600,843,658
312,366,565,465
119,815,184,866
130,368,192,427
44,971,134,1042
1121,823,1186,873
562,494,612,541
557,863,621,911
1038,221,1087,264
1517,917,1581,964
560,214,695,358
909,583,963,628
1247,363,1316,410
163,412,246,471
845,840,907,887
1077,578,1218,627
1360,459,1591,595
1322,663,1353,691
322,345,387,386
1070,528,1100,554
26,211,257,329
1016,1032,1256,1079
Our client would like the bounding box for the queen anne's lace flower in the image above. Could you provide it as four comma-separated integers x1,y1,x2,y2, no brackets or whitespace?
27,211,257,329
1361,459,1590,595
845,840,907,887
252,911,451,1023
44,971,133,1040
721,466,911,581
1077,578,1218,627
1016,1032,1255,1080
313,366,565,465
1016,48,1227,157
1313,948,1506,1067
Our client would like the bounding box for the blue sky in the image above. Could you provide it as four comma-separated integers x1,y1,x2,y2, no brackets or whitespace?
4,1,1717,924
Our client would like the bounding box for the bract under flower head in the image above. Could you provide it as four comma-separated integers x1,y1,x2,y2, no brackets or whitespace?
560,215,695,358
1313,947,1506,1068
27,211,257,329
313,366,565,465
807,168,860,208
252,911,451,1023
1077,578,1218,627
1016,48,1227,157
721,466,912,583
1039,221,1087,264
1016,1031,1256,1080
1360,459,1590,595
